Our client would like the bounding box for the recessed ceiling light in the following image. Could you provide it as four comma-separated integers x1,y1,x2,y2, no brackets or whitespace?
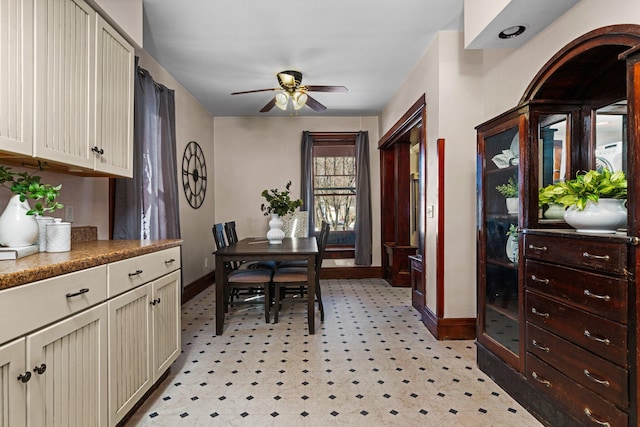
498,25,526,39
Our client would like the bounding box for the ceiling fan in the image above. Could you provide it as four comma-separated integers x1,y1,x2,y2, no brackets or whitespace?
231,70,348,113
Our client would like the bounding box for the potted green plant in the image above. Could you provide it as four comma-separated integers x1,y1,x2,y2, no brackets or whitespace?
495,175,518,214
0,164,63,247
538,168,627,233
260,181,303,244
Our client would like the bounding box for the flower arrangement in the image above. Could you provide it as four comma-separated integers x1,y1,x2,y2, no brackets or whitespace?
260,181,303,217
538,168,627,211
495,176,518,198
0,163,63,216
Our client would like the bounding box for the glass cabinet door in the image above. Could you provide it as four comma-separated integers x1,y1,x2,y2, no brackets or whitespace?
478,120,521,367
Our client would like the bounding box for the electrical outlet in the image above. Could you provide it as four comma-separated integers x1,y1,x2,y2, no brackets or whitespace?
65,205,74,222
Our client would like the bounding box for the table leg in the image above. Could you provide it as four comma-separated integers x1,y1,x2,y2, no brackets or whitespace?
307,254,316,334
215,254,225,335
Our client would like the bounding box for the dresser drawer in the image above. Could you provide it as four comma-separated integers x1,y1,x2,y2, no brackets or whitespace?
0,265,107,345
526,291,627,366
527,355,628,427
523,234,627,274
527,323,628,407
108,247,181,297
525,259,628,322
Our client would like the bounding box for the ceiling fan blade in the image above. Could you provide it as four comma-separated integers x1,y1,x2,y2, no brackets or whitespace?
304,85,348,93
231,88,279,95
305,95,327,112
260,97,277,112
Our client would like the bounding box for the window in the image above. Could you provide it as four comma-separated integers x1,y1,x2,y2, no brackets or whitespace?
313,141,356,246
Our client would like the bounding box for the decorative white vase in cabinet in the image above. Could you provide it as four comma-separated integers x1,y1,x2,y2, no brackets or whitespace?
0,195,38,247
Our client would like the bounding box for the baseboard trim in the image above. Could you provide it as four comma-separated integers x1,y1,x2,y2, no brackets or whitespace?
320,266,382,279
422,306,476,340
182,271,214,304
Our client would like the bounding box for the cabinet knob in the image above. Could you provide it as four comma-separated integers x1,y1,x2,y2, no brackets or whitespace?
91,146,105,155
33,364,47,375
150,298,161,306
17,372,31,383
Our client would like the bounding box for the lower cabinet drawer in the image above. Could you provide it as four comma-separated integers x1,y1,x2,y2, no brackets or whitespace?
525,259,627,323
527,323,628,408
108,247,181,297
526,291,627,366
0,265,107,345
527,355,628,427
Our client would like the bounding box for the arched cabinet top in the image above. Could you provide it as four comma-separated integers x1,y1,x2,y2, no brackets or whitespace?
520,24,640,104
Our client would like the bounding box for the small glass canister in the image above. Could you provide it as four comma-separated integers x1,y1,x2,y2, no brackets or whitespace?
46,221,71,252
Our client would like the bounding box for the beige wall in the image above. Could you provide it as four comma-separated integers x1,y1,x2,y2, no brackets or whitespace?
213,116,381,268
136,50,215,286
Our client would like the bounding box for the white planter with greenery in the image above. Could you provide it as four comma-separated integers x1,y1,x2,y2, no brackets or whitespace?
563,199,627,233
260,181,303,244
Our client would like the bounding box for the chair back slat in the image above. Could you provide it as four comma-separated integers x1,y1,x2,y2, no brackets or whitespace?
212,223,227,250
225,221,239,244
315,221,331,281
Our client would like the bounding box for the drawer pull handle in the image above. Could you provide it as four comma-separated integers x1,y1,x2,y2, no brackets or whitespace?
584,330,610,345
530,275,549,284
583,369,610,387
66,288,89,298
17,372,31,383
129,270,143,277
531,371,551,387
531,339,550,352
584,408,611,426
531,307,549,318
582,252,610,261
583,289,611,302
165,258,176,264
33,364,47,375
528,244,547,252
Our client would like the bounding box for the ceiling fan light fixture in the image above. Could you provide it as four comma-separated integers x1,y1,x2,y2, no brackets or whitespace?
292,91,307,110
275,92,289,110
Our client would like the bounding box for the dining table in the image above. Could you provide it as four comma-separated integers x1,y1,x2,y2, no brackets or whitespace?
214,236,318,335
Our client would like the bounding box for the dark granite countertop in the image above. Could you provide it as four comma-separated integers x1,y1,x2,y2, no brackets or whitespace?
0,239,182,290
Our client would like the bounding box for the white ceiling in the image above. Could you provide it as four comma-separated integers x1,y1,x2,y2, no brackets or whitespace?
141,0,575,117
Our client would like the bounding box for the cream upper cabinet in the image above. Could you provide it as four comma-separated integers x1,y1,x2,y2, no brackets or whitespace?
31,0,133,177
95,15,134,177
33,0,96,170
0,0,34,156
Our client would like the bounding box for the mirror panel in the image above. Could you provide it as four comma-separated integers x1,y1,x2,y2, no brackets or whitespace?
594,100,627,174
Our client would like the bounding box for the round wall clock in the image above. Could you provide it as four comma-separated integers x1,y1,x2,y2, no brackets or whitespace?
182,141,207,209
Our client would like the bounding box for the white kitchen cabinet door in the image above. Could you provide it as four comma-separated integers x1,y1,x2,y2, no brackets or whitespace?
0,338,27,427
0,0,33,156
26,303,108,427
94,15,134,177
107,284,152,426
33,0,96,170
151,271,181,381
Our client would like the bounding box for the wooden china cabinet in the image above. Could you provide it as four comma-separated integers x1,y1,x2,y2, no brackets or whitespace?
476,25,640,426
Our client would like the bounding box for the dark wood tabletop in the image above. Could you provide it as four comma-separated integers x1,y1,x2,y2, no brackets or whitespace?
214,237,318,335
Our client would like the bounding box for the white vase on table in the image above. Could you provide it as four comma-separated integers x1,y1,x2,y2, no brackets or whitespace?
267,213,285,244
0,195,39,247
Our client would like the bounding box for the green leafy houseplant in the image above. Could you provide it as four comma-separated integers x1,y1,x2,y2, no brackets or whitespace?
0,164,63,216
538,168,627,211
495,176,518,198
260,181,303,217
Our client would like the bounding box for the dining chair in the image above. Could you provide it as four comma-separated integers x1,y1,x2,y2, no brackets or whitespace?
212,223,273,322
271,221,330,324
224,220,277,271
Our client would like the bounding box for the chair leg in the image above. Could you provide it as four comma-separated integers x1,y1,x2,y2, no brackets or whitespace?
315,282,324,322
264,282,271,323
274,284,281,323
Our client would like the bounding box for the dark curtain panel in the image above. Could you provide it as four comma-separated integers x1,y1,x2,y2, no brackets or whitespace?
355,131,372,265
113,60,181,240
301,131,314,235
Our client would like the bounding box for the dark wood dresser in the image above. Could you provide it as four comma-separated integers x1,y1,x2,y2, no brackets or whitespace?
523,230,634,426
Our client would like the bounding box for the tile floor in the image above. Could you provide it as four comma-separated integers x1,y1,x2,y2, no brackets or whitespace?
126,278,544,426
